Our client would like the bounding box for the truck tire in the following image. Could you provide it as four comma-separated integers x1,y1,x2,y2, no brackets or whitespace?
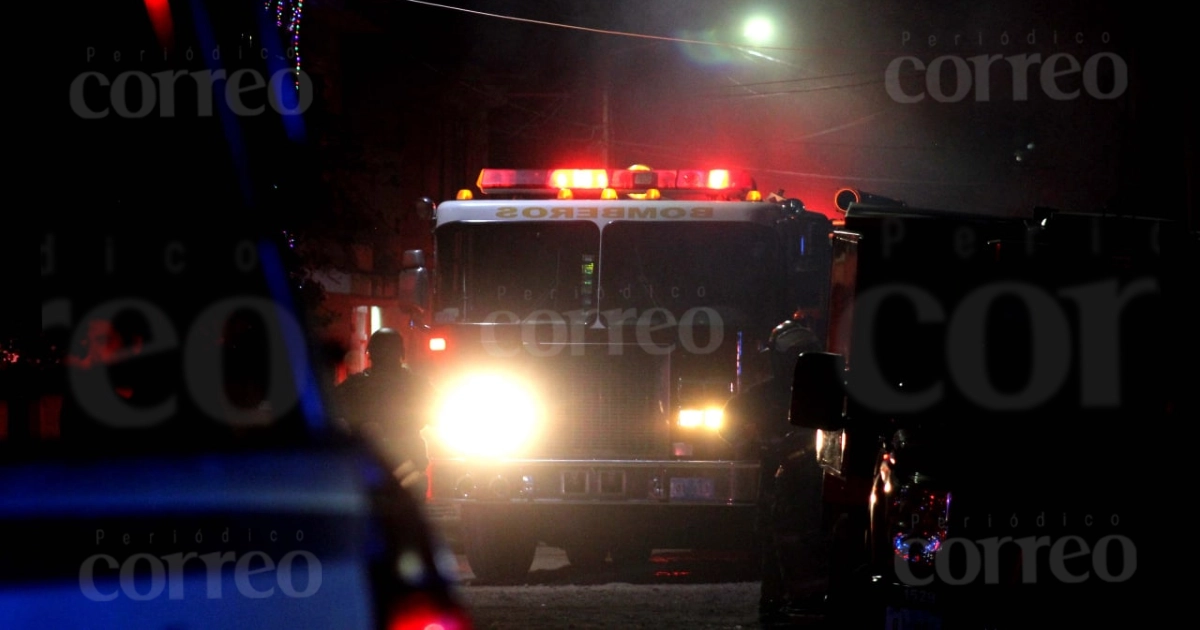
462,509,537,584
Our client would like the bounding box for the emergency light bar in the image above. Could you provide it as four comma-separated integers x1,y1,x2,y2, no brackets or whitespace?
476,169,608,193
551,169,608,189
609,168,752,191
474,166,756,196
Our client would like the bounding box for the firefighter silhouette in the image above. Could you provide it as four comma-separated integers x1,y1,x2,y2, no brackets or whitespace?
332,328,436,494
721,320,825,621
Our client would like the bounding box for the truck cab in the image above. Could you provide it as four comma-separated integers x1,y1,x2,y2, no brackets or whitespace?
395,166,834,582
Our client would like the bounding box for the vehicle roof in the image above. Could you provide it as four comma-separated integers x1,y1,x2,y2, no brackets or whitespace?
843,203,1180,226
843,203,1032,224
434,198,823,228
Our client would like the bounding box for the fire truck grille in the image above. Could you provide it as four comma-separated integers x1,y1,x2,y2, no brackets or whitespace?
537,352,669,457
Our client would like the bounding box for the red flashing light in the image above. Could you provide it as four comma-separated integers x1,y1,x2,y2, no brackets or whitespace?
674,169,749,190
386,595,472,630
476,168,608,194
429,337,446,352
549,169,608,189
476,169,551,191
610,168,674,189
707,170,730,189
474,166,753,195
143,0,174,49
610,168,750,190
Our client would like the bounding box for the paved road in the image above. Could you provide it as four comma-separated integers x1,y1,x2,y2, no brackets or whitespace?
453,544,759,584
449,544,829,629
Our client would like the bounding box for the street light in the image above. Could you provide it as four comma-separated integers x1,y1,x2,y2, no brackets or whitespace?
734,13,798,69
596,14,787,165
742,16,775,46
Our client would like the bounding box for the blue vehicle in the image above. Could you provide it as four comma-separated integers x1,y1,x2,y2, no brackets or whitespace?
5,228,473,630
13,0,472,622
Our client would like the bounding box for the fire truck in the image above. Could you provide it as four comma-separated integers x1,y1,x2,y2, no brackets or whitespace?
395,165,834,583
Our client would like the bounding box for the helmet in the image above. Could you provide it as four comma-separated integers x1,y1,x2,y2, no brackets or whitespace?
780,198,805,214
367,328,405,366
766,320,820,377
768,320,820,355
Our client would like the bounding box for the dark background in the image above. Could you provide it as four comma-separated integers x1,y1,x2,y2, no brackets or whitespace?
49,0,1200,223
6,0,1192,612
17,0,1200,426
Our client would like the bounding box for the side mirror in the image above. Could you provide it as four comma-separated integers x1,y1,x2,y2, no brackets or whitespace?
415,197,437,222
398,249,430,324
789,351,846,430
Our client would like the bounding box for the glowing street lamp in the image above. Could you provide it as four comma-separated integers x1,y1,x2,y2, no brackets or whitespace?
734,14,794,68
742,16,775,46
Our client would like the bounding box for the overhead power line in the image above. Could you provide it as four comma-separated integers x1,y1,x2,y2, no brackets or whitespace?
708,69,879,90
708,78,885,98
400,0,884,54
605,139,998,186
787,111,885,141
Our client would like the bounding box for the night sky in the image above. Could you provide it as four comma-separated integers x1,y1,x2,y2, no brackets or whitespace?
53,1,1193,223
16,2,1193,602
351,0,1193,218
26,0,1191,350
35,0,1197,339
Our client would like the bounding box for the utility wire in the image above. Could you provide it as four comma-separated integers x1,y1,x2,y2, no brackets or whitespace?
503,96,573,138
477,129,1002,186
707,69,880,90
787,111,885,141
706,66,930,97
788,141,949,151
403,3,918,101
603,139,997,186
701,64,922,94
707,77,885,98
400,0,886,54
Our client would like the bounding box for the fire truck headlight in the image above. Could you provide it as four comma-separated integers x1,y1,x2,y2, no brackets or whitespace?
678,407,724,430
433,373,542,457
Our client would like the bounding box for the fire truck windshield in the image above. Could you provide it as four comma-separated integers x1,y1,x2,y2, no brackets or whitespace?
435,221,600,322
598,222,786,329
434,220,787,329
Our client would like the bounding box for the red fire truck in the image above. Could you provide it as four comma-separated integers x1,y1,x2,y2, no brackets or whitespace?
396,165,833,583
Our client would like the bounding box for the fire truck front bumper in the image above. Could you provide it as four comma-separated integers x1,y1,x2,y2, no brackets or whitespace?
424,458,760,534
